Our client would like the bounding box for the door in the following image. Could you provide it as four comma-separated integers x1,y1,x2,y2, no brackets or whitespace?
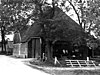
35,38,41,58
32,38,41,58
32,39,36,58
28,38,41,58
28,39,32,58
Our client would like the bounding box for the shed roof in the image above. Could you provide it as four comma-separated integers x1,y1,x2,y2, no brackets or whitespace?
21,23,41,43
13,32,21,44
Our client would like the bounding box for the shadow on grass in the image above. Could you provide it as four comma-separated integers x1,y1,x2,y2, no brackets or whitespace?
30,59,72,68
74,70,100,75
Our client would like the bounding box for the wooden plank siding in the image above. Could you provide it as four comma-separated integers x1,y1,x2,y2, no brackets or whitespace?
13,43,28,58
20,42,28,58
13,44,21,57
35,38,41,58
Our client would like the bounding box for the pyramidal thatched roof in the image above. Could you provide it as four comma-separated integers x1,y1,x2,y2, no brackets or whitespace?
21,7,84,43
52,7,82,31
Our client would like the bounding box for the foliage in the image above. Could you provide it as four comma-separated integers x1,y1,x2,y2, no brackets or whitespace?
55,0,100,37
0,1,36,34
0,0,36,51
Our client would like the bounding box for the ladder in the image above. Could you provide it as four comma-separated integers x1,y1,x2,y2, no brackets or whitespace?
65,60,96,67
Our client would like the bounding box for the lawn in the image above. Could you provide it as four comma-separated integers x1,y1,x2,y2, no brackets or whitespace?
28,64,100,75
28,60,100,75
43,70,100,75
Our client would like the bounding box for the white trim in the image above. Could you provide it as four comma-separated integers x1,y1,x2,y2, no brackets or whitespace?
19,43,21,56
19,32,21,42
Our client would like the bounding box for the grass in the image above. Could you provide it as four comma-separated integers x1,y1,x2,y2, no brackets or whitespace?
50,70,100,75
29,59,100,75
73,70,100,75
30,59,74,67
28,64,100,75
28,56,100,75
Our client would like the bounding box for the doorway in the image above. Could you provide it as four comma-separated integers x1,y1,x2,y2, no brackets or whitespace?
28,38,41,58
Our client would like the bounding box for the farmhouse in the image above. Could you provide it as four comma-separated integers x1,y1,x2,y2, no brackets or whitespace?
13,7,88,60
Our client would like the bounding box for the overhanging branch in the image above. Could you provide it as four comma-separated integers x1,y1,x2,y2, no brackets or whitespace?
67,0,81,26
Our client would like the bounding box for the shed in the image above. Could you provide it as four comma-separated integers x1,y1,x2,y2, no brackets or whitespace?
21,23,42,58
13,32,22,57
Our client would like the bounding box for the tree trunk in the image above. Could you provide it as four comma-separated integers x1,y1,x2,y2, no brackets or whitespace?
1,26,6,54
68,1,81,26
45,40,53,62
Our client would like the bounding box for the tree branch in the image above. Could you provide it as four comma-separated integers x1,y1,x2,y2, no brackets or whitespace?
67,0,81,26
88,21,92,33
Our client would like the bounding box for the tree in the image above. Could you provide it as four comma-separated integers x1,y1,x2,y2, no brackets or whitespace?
61,0,100,36
0,0,35,53
29,0,86,61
